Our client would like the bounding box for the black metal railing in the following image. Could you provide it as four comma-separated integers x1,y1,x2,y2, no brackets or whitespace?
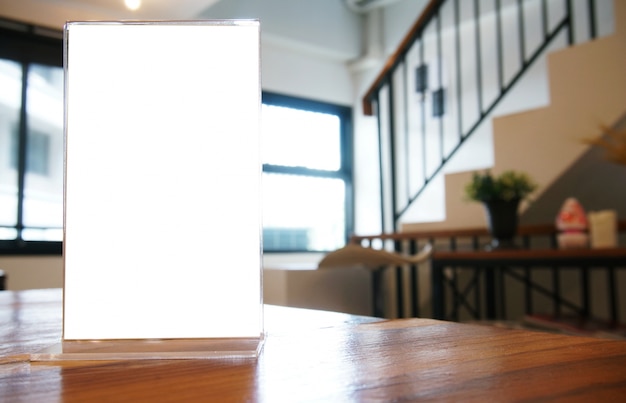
351,220,626,323
353,223,553,318
363,0,607,233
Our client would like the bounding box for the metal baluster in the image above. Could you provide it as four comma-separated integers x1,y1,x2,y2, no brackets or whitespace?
454,0,463,140
566,0,574,45
542,0,549,40
520,235,526,249
485,266,496,320
588,0,597,39
452,267,459,321
608,266,617,326
402,58,410,210
409,239,419,317
473,0,484,115
581,266,590,318
499,266,506,320
475,265,482,319
517,0,527,66
419,37,427,187
387,76,398,231
372,268,384,318
550,234,559,318
553,267,561,317
394,239,404,318
16,64,29,242
496,0,504,91
525,267,533,315
436,8,445,164
375,93,386,233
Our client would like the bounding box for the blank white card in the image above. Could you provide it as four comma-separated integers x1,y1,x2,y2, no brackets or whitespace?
63,21,262,340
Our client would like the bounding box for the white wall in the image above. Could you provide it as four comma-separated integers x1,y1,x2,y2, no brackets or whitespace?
202,0,360,106
202,0,362,62
260,41,353,105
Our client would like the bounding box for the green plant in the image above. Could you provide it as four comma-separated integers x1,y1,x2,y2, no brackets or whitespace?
464,170,537,202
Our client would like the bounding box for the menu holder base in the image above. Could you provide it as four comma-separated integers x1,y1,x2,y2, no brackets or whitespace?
30,336,265,361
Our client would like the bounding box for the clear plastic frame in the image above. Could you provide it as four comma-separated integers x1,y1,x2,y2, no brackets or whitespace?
33,20,263,361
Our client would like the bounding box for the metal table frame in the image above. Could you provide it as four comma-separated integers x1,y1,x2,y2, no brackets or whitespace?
431,248,626,323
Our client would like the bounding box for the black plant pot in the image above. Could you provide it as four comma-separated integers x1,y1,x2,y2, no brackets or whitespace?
483,198,520,250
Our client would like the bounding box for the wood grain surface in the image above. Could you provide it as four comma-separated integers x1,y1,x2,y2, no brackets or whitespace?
2,289,626,402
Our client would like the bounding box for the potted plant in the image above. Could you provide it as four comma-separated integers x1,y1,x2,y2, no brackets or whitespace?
464,170,537,250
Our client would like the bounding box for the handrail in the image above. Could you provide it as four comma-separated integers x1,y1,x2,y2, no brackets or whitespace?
351,220,626,244
361,0,604,233
362,0,443,116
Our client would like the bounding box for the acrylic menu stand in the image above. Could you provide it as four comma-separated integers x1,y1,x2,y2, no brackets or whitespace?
32,20,263,361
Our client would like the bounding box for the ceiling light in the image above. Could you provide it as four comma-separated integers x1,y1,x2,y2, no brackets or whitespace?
125,0,141,11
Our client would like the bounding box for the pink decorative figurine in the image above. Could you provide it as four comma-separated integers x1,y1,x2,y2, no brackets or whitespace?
555,198,589,249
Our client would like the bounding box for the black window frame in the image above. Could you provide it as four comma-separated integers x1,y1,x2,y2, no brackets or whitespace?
0,18,63,255
261,91,354,253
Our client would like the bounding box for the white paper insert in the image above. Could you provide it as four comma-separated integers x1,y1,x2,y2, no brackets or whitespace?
63,21,262,340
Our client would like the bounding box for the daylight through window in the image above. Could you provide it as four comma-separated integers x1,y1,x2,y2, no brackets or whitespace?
261,92,353,252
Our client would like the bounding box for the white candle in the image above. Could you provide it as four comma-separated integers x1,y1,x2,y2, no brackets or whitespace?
588,210,617,249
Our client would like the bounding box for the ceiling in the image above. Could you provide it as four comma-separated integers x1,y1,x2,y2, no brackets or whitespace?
0,0,366,63
0,0,223,29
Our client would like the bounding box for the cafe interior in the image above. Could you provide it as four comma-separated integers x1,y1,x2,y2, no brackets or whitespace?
1,0,626,400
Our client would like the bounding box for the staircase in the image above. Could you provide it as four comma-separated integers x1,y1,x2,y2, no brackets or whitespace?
363,0,626,233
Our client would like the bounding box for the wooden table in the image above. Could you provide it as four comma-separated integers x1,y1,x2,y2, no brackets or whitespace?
431,248,626,322
2,289,626,401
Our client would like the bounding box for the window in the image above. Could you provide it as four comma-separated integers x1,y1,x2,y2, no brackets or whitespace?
0,19,63,254
262,92,353,252
0,19,353,255
11,128,51,176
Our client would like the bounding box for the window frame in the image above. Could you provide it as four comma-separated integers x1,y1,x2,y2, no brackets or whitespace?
0,18,63,255
261,91,354,253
